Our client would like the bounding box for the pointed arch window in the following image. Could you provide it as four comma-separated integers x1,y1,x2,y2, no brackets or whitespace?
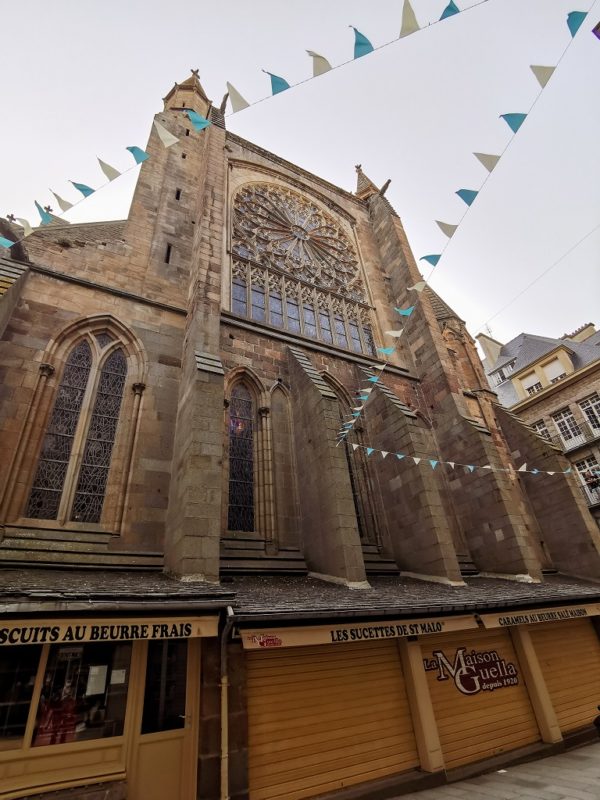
26,339,128,524
227,384,255,532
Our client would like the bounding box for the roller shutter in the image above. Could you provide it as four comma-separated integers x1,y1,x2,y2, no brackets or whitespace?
531,618,600,733
247,640,418,800
422,628,540,769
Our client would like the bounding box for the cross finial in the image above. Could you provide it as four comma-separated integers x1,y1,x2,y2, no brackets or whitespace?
44,205,53,214
6,213,16,223
355,164,362,172
191,68,200,78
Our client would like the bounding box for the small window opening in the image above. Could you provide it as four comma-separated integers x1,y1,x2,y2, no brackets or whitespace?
175,188,182,201
181,153,187,160
165,243,172,264
185,129,190,137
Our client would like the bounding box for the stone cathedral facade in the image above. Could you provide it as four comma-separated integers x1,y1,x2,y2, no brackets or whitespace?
1,72,600,800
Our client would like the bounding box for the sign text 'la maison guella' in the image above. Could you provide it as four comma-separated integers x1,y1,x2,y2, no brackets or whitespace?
423,646,519,695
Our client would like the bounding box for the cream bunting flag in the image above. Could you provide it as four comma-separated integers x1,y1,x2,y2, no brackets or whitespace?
381,451,389,459
408,281,427,292
50,190,73,212
352,443,360,451
413,457,421,465
226,82,250,112
435,220,458,238
517,463,528,472
400,0,420,37
154,120,179,148
16,218,33,237
97,158,121,182
530,65,555,88
306,50,333,76
473,152,501,172
384,329,404,337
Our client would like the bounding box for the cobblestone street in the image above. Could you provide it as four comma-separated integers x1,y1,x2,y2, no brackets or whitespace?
395,743,600,800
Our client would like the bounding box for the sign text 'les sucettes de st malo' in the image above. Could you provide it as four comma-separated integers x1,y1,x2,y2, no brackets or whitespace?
241,615,478,649
0,617,217,646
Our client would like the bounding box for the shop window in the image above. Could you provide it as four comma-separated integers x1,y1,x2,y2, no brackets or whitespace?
141,640,187,734
0,645,42,750
32,642,132,747
227,383,255,532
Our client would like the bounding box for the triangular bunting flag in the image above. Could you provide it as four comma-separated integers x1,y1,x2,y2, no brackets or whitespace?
50,191,73,212
352,412,361,417
367,376,380,383
263,70,290,95
456,189,478,206
473,152,501,172
593,21,600,39
517,463,528,472
395,305,415,317
396,453,405,460
35,201,53,225
352,406,364,411
420,254,441,266
440,1,460,20
385,329,404,338
482,465,493,470
547,471,555,476
529,65,555,88
361,388,373,395
377,346,396,355
126,146,149,165
306,50,332,76
413,457,421,465
400,0,420,37
186,110,211,131
366,447,374,456
436,220,458,238
97,158,121,181
352,443,360,451
467,465,476,473
70,181,95,198
351,27,374,58
16,218,33,237
0,235,15,249
531,469,540,475
563,467,572,474
567,10,587,37
448,461,455,469
358,395,369,401
154,120,179,147
381,451,389,459
408,281,427,292
226,82,250,112
429,459,438,470
500,113,527,133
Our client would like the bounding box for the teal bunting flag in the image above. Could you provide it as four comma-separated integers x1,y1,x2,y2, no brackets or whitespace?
367,376,380,383
352,27,374,58
420,254,441,266
377,346,395,355
358,395,369,401
186,110,211,131
563,467,572,474
0,236,15,249
467,465,476,472
500,113,527,133
567,10,587,37
263,70,290,95
126,145,150,164
456,189,478,206
440,1,460,20
70,181,95,198
395,305,415,317
35,200,53,225
396,454,405,460
531,469,540,475
429,460,438,470
352,412,361,417
366,447,374,456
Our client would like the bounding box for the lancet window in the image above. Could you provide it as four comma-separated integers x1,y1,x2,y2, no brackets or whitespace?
230,184,377,356
227,383,255,532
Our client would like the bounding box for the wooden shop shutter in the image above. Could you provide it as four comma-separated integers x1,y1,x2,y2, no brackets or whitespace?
247,640,418,800
422,628,540,769
531,618,600,733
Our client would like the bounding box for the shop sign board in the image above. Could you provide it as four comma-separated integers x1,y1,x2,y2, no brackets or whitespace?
241,614,478,650
479,603,600,629
423,645,519,695
0,616,218,646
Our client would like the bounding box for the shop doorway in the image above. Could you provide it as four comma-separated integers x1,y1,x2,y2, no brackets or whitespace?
127,638,200,800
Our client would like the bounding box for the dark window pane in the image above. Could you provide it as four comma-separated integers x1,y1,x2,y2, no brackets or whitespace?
33,642,131,747
0,645,42,749
232,278,247,316
303,306,317,338
318,312,333,344
251,286,266,322
71,349,127,524
228,385,255,531
269,292,283,328
334,316,349,349
348,321,362,353
27,340,92,520
362,325,376,356
141,640,187,735
287,300,300,334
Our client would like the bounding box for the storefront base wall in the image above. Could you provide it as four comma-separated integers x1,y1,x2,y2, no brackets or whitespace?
18,780,126,800
246,641,419,800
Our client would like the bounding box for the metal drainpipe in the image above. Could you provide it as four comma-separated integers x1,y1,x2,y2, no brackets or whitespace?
220,606,235,800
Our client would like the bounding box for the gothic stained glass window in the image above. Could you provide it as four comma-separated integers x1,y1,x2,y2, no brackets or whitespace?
71,349,127,523
232,278,247,316
227,385,255,532
26,341,93,520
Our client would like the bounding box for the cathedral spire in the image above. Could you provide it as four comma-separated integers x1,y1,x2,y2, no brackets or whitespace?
162,68,212,117
354,164,379,200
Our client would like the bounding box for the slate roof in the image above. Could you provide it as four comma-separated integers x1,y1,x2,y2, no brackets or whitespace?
0,569,234,613
23,220,127,249
227,574,600,621
426,287,463,323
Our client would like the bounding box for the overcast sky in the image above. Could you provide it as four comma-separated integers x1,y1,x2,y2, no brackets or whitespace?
1,0,598,345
